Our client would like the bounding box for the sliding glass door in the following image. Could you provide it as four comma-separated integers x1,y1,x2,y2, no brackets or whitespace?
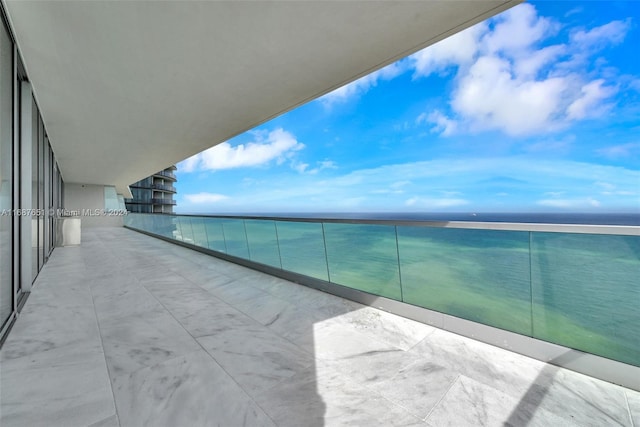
0,16,13,332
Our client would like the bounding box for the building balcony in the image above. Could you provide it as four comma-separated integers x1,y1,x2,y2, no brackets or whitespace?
1,223,638,426
151,183,177,193
153,170,177,181
151,198,176,205
123,199,152,205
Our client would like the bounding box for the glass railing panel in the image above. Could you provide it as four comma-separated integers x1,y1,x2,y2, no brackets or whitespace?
220,218,249,259
202,217,226,253
323,223,401,300
176,216,195,244
397,227,531,335
172,215,184,242
123,212,138,229
189,217,209,249
531,232,640,367
142,213,155,233
244,219,281,268
155,215,177,240
275,221,328,281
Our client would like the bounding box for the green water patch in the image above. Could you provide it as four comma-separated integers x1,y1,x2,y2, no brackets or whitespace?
219,219,250,259
531,232,640,367
244,220,281,268
323,223,402,300
397,226,532,334
275,221,329,281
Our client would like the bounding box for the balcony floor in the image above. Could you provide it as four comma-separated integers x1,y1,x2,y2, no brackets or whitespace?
1,227,639,427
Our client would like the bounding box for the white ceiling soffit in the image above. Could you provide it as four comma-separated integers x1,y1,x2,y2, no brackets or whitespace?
4,0,519,195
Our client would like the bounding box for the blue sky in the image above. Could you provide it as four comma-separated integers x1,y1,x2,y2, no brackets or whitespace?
176,1,640,214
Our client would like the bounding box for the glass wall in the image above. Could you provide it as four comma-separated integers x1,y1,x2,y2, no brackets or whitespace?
125,213,640,368
0,13,64,342
30,99,37,282
0,16,13,332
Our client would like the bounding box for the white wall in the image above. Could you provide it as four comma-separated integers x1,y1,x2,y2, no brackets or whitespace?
64,183,123,228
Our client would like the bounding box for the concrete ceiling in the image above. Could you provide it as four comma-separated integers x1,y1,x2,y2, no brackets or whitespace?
3,0,519,196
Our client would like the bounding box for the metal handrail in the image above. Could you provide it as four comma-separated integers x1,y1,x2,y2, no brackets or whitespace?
158,213,640,236
151,184,176,192
154,171,177,180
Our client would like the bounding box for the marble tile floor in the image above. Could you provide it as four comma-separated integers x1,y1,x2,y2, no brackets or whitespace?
1,227,638,427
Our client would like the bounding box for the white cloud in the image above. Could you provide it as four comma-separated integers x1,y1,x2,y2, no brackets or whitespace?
179,128,304,172
483,3,556,54
596,142,640,159
514,44,566,79
525,135,575,154
405,197,469,208
451,55,568,135
413,3,628,137
421,110,457,136
570,19,630,48
566,79,616,120
537,197,601,208
319,61,407,106
390,180,411,189
594,181,615,191
178,156,200,173
177,157,639,213
292,159,337,175
411,22,486,78
184,192,228,204
291,161,309,174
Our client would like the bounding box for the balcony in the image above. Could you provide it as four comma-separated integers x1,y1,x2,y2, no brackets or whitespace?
153,170,177,181
1,223,638,426
151,198,176,205
125,213,640,374
151,183,177,193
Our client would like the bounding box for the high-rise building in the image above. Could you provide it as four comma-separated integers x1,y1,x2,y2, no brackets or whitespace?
124,166,177,214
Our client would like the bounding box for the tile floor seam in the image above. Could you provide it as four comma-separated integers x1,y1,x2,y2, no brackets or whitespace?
335,355,432,423
195,340,281,427
152,262,321,356
403,327,439,353
242,356,318,399
332,366,429,424
315,318,409,357
84,240,124,427
625,391,635,427
422,373,461,423
373,392,429,425
139,279,271,336
213,296,318,356
138,276,282,427
350,356,450,423
553,375,630,426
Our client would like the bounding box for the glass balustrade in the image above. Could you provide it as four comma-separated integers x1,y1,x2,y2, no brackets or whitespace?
324,223,402,300
530,232,640,366
202,217,227,253
220,218,250,259
124,213,640,368
275,221,329,281
397,226,532,335
244,219,281,268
